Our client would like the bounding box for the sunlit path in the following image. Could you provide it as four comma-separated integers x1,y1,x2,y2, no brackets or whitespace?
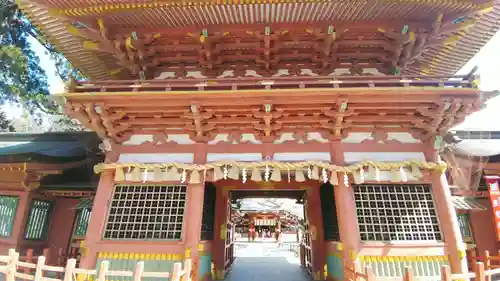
225,242,311,281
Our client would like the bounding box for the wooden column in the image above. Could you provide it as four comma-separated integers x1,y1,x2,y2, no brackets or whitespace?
184,182,205,281
79,170,114,269
306,186,326,280
184,144,207,281
11,191,32,252
212,186,229,280
427,146,467,274
431,171,468,274
330,141,359,273
334,172,361,272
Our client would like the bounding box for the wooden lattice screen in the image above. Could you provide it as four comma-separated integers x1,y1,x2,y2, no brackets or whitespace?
0,196,18,237
74,208,91,237
104,185,187,240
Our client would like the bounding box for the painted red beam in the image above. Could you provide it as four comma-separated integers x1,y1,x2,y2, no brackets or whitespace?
72,74,475,93
107,21,430,39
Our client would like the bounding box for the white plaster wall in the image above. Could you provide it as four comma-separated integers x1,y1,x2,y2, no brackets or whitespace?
273,152,331,161
206,153,263,162
118,153,194,163
343,152,426,164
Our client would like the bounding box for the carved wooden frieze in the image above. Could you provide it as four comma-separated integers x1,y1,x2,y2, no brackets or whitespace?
118,130,423,146
62,94,479,145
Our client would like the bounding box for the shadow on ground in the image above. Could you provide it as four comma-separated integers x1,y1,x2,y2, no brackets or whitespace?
225,257,311,281
226,242,310,281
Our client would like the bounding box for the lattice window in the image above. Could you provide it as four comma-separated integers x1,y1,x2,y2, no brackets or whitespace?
104,185,186,240
25,200,54,240
354,184,442,241
74,208,91,237
457,213,473,242
0,196,18,237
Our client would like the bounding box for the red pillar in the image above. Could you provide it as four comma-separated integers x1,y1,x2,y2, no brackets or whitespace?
334,172,360,275
427,149,467,274
184,145,207,281
9,191,32,254
248,219,255,242
79,170,114,269
184,182,205,280
431,171,468,274
276,219,281,242
306,186,326,280
212,186,229,280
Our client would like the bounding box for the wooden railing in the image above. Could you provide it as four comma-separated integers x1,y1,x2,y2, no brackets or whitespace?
0,249,192,281
346,261,500,281
468,250,500,272
70,74,478,93
19,247,80,267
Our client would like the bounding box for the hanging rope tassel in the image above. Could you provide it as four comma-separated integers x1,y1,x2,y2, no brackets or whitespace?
181,170,187,183
189,170,201,184
114,167,125,182
228,166,240,180
295,169,306,182
311,166,319,180
271,168,281,182
242,168,247,183
142,169,149,182
400,167,408,182
265,165,270,181
353,169,364,184
367,165,376,180
167,167,182,181
251,167,262,182
343,173,349,187
411,164,423,179
130,167,141,182
391,168,401,182
329,171,338,185
213,166,224,181
152,167,162,182
160,168,169,181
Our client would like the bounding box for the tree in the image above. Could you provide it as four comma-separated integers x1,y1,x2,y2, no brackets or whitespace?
0,0,50,113
0,0,85,131
0,111,15,132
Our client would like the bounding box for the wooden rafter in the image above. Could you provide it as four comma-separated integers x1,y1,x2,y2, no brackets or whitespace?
59,14,482,79
60,74,483,143
19,0,497,79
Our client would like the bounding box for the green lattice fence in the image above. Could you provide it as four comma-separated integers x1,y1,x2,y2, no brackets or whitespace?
24,200,54,240
0,196,18,237
74,208,91,237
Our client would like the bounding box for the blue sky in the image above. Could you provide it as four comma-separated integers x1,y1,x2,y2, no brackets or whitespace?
452,29,500,131
5,31,500,131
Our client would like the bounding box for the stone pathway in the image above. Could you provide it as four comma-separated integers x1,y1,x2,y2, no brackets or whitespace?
225,242,311,281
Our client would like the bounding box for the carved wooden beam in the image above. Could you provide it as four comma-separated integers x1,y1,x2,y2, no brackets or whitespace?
183,105,215,141
83,23,425,78
251,104,284,141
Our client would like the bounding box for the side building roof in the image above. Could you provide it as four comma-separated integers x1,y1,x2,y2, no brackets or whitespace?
446,130,500,156
0,131,101,163
0,132,103,194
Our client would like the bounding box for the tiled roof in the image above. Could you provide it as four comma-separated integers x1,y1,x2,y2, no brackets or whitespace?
18,0,500,80
452,196,487,211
